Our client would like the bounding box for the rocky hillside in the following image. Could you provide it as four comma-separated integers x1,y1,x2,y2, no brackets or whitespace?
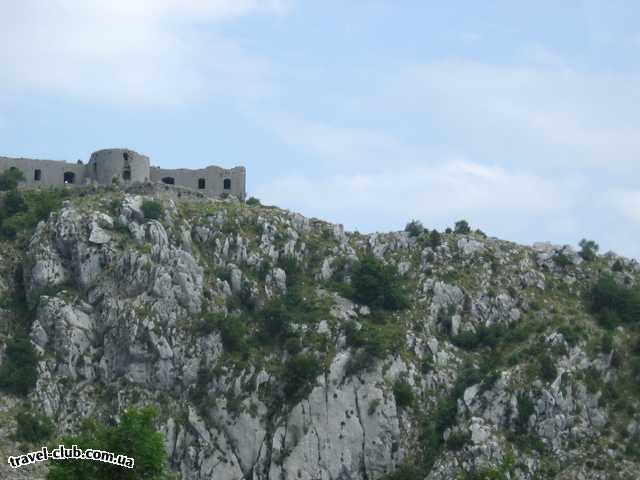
0,184,639,479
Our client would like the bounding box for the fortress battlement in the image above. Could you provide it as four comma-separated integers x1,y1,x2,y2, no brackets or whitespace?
0,148,246,200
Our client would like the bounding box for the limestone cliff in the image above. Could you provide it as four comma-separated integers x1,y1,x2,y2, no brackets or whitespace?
0,185,638,479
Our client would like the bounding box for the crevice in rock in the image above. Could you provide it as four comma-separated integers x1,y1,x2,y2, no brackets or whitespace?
353,385,369,480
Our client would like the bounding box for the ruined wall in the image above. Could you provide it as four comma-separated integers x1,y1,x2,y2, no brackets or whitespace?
0,149,246,200
0,156,87,187
87,149,150,185
150,165,246,200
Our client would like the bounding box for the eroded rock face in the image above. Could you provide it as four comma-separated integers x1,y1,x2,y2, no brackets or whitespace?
0,189,636,480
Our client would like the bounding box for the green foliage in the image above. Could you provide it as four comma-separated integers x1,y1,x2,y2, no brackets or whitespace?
219,315,248,353
246,196,262,206
515,393,534,434
600,332,614,353
368,398,381,415
556,324,581,346
392,379,415,409
47,407,168,480
380,464,424,480
282,353,322,405
197,313,248,353
539,354,557,382
451,324,505,350
458,455,516,480
15,410,54,443
553,252,573,268
345,321,404,361
404,219,424,237
4,189,27,215
419,395,459,470
588,275,640,328
454,220,471,234
429,230,442,248
259,297,292,341
0,333,39,396
446,431,470,451
578,238,599,262
257,285,329,349
350,254,408,311
344,319,404,377
277,255,302,288
0,188,69,239
0,167,25,191
141,199,164,220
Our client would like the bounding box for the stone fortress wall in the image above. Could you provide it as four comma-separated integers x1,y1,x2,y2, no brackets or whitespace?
0,148,246,199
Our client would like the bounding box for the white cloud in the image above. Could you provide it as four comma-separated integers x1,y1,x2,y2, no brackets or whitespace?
261,114,408,167
381,58,640,170
0,0,288,103
255,159,579,240
608,188,640,223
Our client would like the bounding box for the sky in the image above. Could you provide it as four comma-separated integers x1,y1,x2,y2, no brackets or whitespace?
1,0,639,259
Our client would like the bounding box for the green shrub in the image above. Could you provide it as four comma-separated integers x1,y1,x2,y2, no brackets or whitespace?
4,189,27,215
0,167,25,191
259,297,292,341
368,398,381,415
451,324,504,350
0,334,39,396
380,464,423,480
515,394,534,434
539,354,557,382
579,238,599,262
404,219,424,237
344,349,375,377
459,456,515,480
15,410,54,443
350,254,408,311
345,321,404,360
429,230,442,248
589,275,640,327
141,199,163,220
557,324,581,346
454,220,471,234
0,189,68,240
612,259,624,272
446,431,470,451
393,379,415,409
553,253,573,268
47,407,167,480
246,196,262,206
283,353,322,404
219,315,248,353
600,332,614,353
277,255,302,288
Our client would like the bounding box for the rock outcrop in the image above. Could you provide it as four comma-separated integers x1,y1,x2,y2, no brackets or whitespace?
0,185,638,479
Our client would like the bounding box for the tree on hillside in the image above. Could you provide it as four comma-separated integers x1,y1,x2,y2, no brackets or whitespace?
48,407,169,480
579,239,599,262
350,254,408,311
454,220,471,235
0,167,25,191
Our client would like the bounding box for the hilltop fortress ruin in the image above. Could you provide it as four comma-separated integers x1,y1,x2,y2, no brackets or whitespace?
0,148,246,200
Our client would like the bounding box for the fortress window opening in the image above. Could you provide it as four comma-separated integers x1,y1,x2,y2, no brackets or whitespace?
162,177,175,185
63,172,75,184
223,178,231,190
198,178,206,189
122,152,131,180
34,169,41,181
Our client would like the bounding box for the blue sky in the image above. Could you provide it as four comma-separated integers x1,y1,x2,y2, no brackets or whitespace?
1,1,639,258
